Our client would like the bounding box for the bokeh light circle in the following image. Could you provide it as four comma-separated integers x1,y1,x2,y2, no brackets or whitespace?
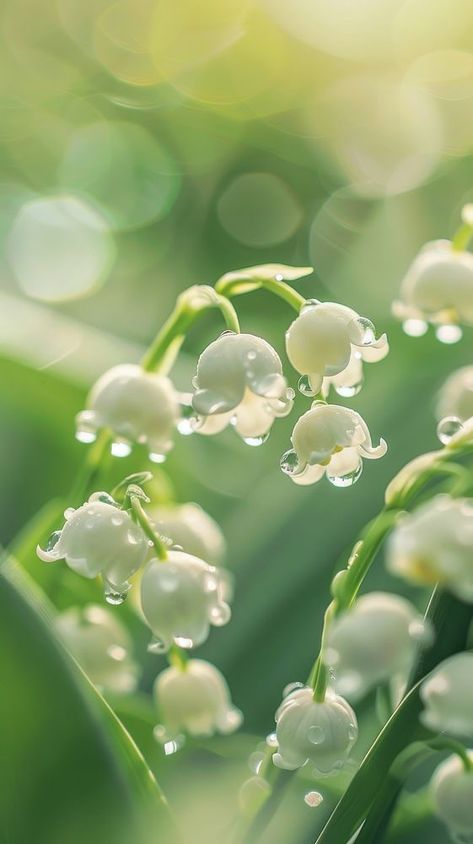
217,172,303,246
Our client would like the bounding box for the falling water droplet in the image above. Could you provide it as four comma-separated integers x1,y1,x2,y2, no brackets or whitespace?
266,732,278,748
280,449,304,476
308,726,325,745
403,318,428,338
147,635,167,654
111,440,132,458
283,681,305,698
304,791,323,808
149,451,166,464
327,461,363,488
436,416,463,444
436,324,462,344
242,432,270,447
45,530,61,552
298,374,316,397
335,380,363,398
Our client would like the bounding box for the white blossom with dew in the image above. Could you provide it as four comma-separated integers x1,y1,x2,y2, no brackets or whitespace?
387,495,473,602
55,604,139,694
273,686,358,774
421,653,473,738
37,492,148,602
192,332,294,446
281,403,387,487
285,300,388,398
76,364,180,462
153,659,242,742
325,592,432,702
140,550,231,652
430,751,473,843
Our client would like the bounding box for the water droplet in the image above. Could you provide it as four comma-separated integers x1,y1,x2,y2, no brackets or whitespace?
111,440,132,458
89,492,116,506
355,317,376,345
274,273,284,281
298,374,316,397
327,461,363,488
335,380,363,398
436,324,462,344
403,318,428,338
280,449,304,476
204,575,218,593
177,402,197,436
437,416,463,444
149,451,166,464
210,604,231,626
308,726,325,745
247,350,257,361
174,636,194,648
304,791,323,808
301,298,321,313
242,432,270,447
266,732,278,748
104,585,128,605
248,751,265,775
147,635,167,654
283,681,305,698
218,329,236,339
75,426,97,444
45,530,61,552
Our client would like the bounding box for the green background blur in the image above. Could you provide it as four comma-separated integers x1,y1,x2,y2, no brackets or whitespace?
1,1,473,842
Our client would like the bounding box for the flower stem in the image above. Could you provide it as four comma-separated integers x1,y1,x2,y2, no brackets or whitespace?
129,495,168,561
428,737,472,772
216,275,306,312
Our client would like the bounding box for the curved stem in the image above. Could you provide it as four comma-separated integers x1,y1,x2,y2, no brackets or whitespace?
129,495,168,561
428,737,472,772
216,276,306,312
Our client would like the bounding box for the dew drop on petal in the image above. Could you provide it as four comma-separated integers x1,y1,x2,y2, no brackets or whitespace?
210,604,231,626
304,791,323,808
242,432,270,447
335,381,363,398
402,318,428,337
45,530,62,552
75,427,97,444
104,585,128,605
436,324,462,344
266,732,278,748
355,317,375,345
301,298,321,313
283,681,305,698
147,635,167,654
149,451,166,464
111,440,132,458
174,636,194,648
327,461,363,488
218,329,237,339
298,374,317,397
436,416,463,444
280,449,304,476
308,726,325,745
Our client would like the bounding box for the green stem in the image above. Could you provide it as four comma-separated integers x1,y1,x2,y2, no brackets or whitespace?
129,496,168,561
428,737,472,772
452,220,473,252
216,276,306,312
311,604,335,701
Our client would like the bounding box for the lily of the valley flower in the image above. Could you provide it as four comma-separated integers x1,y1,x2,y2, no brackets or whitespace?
192,332,293,445
393,239,473,339
153,659,242,740
76,364,180,461
387,495,473,601
37,493,148,598
325,592,431,702
285,300,388,397
273,686,358,774
281,403,387,486
55,604,139,694
421,653,473,738
437,366,473,424
431,752,473,842
140,550,231,651
152,502,226,566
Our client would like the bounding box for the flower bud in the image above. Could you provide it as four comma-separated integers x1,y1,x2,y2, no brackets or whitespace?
431,752,473,842
285,300,388,396
37,493,148,597
387,495,473,601
154,659,242,739
421,653,473,738
281,403,386,487
325,592,430,702
55,604,139,693
76,364,180,461
273,686,357,774
192,332,293,444
140,550,231,651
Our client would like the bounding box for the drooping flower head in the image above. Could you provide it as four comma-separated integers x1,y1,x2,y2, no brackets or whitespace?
37,492,148,600
140,550,231,652
420,653,473,738
387,495,473,601
273,686,358,774
325,592,431,702
430,752,473,842
394,238,473,341
285,300,388,397
55,604,139,694
192,332,293,445
152,503,226,566
437,366,473,425
76,364,180,461
281,403,387,487
153,659,242,742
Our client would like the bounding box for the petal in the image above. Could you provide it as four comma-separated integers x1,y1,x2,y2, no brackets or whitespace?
360,333,389,363
291,463,326,486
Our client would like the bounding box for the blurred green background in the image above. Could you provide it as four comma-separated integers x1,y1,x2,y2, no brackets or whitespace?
1,1,473,842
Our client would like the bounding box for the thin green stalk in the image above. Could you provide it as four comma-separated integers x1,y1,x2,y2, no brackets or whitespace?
129,495,168,561
452,219,473,252
428,737,472,772
216,275,306,312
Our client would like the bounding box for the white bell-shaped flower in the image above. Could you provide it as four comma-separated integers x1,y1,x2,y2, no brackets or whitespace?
140,550,231,651
76,364,180,461
387,495,473,601
281,403,387,487
394,239,473,336
431,751,473,842
152,503,226,566
153,659,242,740
285,300,388,397
437,366,473,424
37,493,148,599
55,604,139,694
421,653,473,738
325,592,431,702
192,332,293,445
273,686,357,773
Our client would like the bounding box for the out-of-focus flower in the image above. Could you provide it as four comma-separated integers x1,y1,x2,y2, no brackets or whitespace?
325,592,431,702
192,332,293,445
153,659,242,740
421,653,473,738
76,364,180,461
431,751,473,842
437,366,473,423
152,503,226,566
37,493,148,600
285,300,388,397
385,451,442,507
140,550,231,651
281,403,387,487
55,604,139,694
273,686,357,773
393,239,473,340
387,495,473,601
